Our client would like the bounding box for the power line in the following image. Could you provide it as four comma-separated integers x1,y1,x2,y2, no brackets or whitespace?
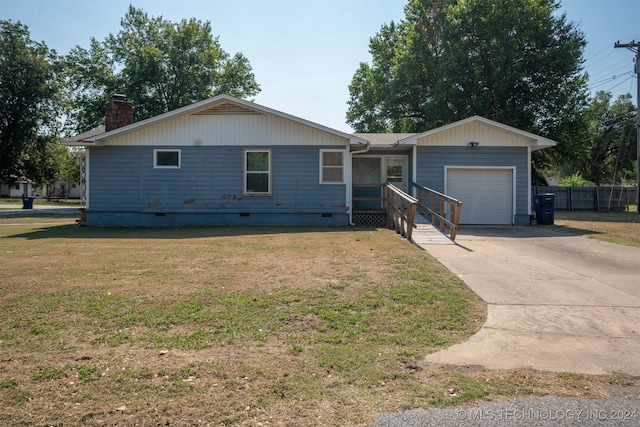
587,57,634,81
606,75,635,92
588,72,634,90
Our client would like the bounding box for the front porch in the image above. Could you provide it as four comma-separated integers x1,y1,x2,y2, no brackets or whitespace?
352,183,463,242
351,152,409,227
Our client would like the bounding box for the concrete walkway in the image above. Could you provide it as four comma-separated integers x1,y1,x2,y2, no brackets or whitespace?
418,226,640,377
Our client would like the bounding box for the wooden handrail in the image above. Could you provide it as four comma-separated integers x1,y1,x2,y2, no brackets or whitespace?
383,183,417,240
412,183,463,241
352,182,461,242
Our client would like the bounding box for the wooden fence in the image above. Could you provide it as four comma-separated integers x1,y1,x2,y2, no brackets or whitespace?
413,183,463,241
532,186,638,212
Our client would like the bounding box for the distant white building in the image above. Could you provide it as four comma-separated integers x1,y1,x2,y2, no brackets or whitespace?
0,177,34,198
1,177,81,199
46,179,82,199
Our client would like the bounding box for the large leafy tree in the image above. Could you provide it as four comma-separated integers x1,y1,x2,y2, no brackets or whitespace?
0,20,62,187
346,0,588,137
64,6,261,132
575,92,637,185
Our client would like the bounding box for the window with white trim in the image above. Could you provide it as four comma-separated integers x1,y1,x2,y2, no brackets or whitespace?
244,149,271,195
154,149,181,168
320,149,345,184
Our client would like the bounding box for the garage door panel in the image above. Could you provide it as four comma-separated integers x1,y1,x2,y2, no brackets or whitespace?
447,168,513,225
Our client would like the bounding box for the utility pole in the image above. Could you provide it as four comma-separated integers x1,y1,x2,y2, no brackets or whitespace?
614,40,639,213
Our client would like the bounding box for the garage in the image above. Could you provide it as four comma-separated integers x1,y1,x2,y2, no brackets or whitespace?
446,167,514,225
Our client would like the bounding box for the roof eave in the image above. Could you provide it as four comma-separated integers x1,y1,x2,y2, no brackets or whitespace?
394,137,418,146
62,138,103,147
530,140,557,152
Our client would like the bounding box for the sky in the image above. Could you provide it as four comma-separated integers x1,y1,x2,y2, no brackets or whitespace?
2,0,639,132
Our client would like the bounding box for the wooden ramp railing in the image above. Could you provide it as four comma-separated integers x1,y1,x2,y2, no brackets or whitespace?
413,183,463,241
383,183,417,240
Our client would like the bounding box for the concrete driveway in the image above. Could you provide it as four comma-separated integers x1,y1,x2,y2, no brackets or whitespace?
421,226,640,377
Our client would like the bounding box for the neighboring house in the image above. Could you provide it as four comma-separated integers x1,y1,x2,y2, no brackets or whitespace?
0,177,35,198
46,179,82,199
0,179,81,199
64,94,555,227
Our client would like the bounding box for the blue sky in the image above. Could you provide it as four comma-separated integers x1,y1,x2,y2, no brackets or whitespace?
2,0,638,132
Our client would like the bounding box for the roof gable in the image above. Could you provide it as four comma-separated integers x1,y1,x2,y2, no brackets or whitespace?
398,116,556,151
64,95,368,147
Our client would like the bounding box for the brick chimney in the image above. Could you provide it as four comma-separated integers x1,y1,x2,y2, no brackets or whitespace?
105,94,134,131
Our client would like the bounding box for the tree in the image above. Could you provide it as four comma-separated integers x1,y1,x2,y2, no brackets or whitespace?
346,0,588,137
576,92,637,185
0,20,62,187
64,6,261,132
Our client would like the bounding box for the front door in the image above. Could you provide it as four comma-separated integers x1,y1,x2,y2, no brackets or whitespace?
353,157,382,209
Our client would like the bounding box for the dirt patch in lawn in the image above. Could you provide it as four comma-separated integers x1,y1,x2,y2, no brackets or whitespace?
0,218,637,426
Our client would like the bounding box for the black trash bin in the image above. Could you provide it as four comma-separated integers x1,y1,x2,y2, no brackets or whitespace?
22,197,34,209
534,193,554,225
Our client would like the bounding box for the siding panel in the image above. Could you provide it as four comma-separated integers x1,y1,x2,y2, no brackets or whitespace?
88,146,140,211
88,145,347,219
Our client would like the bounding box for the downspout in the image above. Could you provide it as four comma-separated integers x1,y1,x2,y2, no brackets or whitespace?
527,145,532,222
412,145,417,197
348,142,370,225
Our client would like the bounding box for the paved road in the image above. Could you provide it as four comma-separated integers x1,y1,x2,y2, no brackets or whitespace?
372,387,639,426
0,204,79,216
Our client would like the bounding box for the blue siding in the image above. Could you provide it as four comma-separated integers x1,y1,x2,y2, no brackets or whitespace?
87,145,348,226
415,146,530,222
89,147,141,211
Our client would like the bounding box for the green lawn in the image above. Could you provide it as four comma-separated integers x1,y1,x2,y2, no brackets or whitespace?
0,217,634,425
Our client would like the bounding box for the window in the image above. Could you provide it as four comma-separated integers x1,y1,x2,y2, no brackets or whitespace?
154,149,181,168
320,150,345,184
244,149,271,195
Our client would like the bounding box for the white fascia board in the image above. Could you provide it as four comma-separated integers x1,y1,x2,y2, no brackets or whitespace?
62,138,103,147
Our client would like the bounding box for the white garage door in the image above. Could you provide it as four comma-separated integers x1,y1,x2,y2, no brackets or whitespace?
446,168,514,225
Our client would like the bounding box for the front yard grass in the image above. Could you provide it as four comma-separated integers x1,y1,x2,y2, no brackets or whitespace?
552,210,640,248
0,217,636,426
